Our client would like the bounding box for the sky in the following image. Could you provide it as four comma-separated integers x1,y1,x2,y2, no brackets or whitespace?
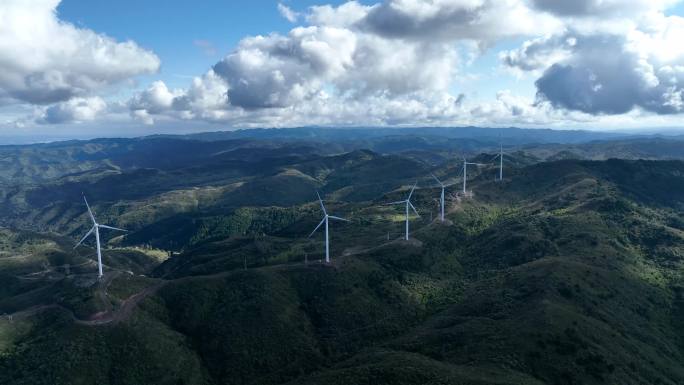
1,0,684,142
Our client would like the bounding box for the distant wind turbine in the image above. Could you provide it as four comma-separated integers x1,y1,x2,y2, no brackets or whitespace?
74,195,127,278
386,182,420,240
431,174,452,222
462,158,483,195
493,137,504,181
309,192,348,264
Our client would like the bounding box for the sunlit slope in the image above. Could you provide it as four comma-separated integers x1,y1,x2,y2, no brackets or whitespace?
0,152,682,384
1,149,436,251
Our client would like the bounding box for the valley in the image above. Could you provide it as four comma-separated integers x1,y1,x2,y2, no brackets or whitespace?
0,128,682,385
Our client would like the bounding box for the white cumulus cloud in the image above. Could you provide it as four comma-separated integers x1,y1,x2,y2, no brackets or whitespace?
111,0,684,129
278,3,300,23
503,12,684,115
37,96,107,124
0,0,160,106
530,0,679,17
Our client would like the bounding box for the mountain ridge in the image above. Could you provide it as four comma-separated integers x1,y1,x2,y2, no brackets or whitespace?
0,136,682,385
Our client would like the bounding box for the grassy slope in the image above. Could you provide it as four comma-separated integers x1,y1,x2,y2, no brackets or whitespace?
0,159,682,384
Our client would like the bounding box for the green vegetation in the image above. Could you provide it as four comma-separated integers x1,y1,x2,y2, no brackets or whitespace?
0,135,682,384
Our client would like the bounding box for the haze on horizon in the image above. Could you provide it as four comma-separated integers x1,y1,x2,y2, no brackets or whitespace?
2,0,684,141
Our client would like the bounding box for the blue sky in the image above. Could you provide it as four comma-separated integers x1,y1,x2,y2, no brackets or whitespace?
56,1,303,89
1,0,684,141
56,0,533,101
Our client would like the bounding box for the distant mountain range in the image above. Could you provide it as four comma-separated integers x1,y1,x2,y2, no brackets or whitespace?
3,125,684,147
154,126,632,144
0,127,683,185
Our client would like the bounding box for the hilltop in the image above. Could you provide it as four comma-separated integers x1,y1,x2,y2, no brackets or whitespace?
0,131,682,384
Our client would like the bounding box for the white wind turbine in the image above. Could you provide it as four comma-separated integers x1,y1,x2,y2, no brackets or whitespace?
462,157,483,195
309,192,349,264
74,195,127,278
431,174,452,222
493,137,504,181
386,182,420,240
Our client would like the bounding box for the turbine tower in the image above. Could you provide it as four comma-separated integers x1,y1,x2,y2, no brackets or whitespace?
387,182,420,240
74,195,127,278
462,158,482,195
499,142,503,181
431,174,448,222
494,139,504,181
309,192,348,264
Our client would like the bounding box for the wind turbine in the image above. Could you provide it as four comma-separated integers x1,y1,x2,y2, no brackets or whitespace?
493,137,504,181
462,158,483,195
309,192,348,264
431,174,451,222
74,195,127,278
386,182,420,240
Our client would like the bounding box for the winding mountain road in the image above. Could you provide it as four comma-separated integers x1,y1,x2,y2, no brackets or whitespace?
7,272,167,326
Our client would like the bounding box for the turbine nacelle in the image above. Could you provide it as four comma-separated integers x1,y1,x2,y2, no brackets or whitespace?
431,174,445,188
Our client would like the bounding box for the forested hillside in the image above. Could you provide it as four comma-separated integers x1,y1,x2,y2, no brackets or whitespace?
0,131,682,384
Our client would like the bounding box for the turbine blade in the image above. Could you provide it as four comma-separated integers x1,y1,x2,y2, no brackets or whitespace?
409,202,420,217
385,200,407,206
454,164,464,177
407,181,417,200
74,226,95,248
408,202,422,218
431,174,444,187
328,215,349,222
83,195,96,224
308,217,326,238
316,191,327,216
98,224,127,232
